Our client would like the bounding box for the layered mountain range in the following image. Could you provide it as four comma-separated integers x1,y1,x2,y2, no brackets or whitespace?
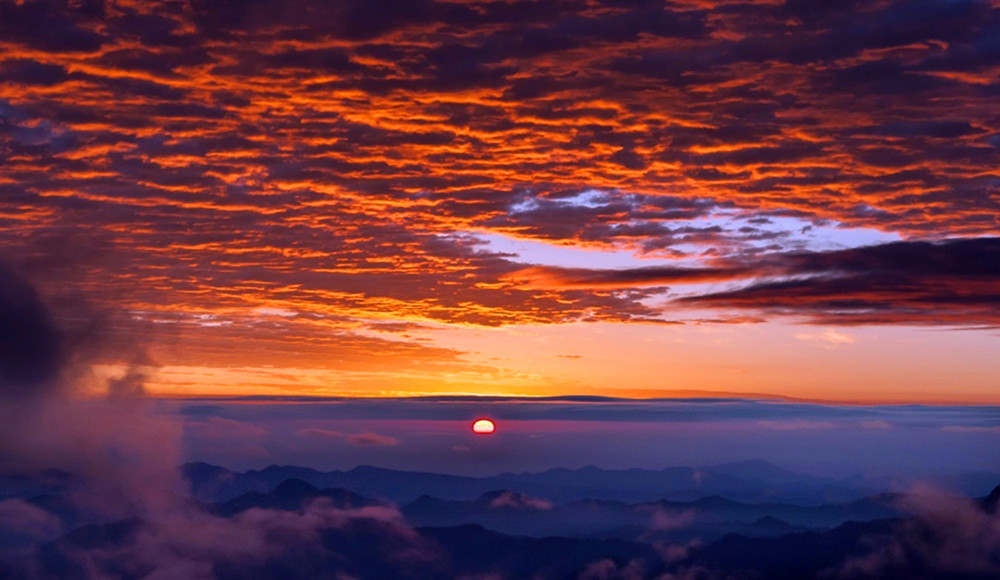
2,460,998,579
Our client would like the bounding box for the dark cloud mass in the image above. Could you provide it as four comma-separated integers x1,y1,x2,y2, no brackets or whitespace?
684,237,1000,326
0,265,62,398
516,238,1000,326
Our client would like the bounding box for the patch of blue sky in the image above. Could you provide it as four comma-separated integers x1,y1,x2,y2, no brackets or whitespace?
474,231,682,269
727,212,902,251
472,211,899,271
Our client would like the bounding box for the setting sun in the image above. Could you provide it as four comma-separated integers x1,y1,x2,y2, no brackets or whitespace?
472,418,496,434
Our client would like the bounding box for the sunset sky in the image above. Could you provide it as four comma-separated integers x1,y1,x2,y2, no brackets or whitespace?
3,0,1000,405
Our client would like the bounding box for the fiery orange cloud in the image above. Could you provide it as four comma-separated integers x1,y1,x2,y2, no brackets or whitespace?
1,0,999,400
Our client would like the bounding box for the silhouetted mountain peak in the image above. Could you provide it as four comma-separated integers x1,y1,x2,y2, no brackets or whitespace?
273,478,319,497
254,465,327,480
981,484,1000,514
181,462,232,478
479,489,554,510
691,495,740,508
347,465,390,475
59,518,144,549
748,515,797,532
852,492,903,506
704,459,798,481
566,498,628,510
215,479,375,517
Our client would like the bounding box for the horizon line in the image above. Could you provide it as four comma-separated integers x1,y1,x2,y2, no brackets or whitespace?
137,392,1000,408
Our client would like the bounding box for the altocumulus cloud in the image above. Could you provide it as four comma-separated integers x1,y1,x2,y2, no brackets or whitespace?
1,0,1000,348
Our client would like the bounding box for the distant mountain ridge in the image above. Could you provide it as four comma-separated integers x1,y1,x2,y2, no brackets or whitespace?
180,459,1000,505
390,484,902,542
152,476,910,543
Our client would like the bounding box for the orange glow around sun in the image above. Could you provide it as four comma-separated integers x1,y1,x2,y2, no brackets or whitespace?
472,419,496,434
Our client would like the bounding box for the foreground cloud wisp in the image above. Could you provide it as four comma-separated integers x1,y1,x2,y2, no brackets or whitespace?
0,268,442,579
834,486,1000,578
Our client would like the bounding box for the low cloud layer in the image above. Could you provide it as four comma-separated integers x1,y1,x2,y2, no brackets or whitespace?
169,396,1000,478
